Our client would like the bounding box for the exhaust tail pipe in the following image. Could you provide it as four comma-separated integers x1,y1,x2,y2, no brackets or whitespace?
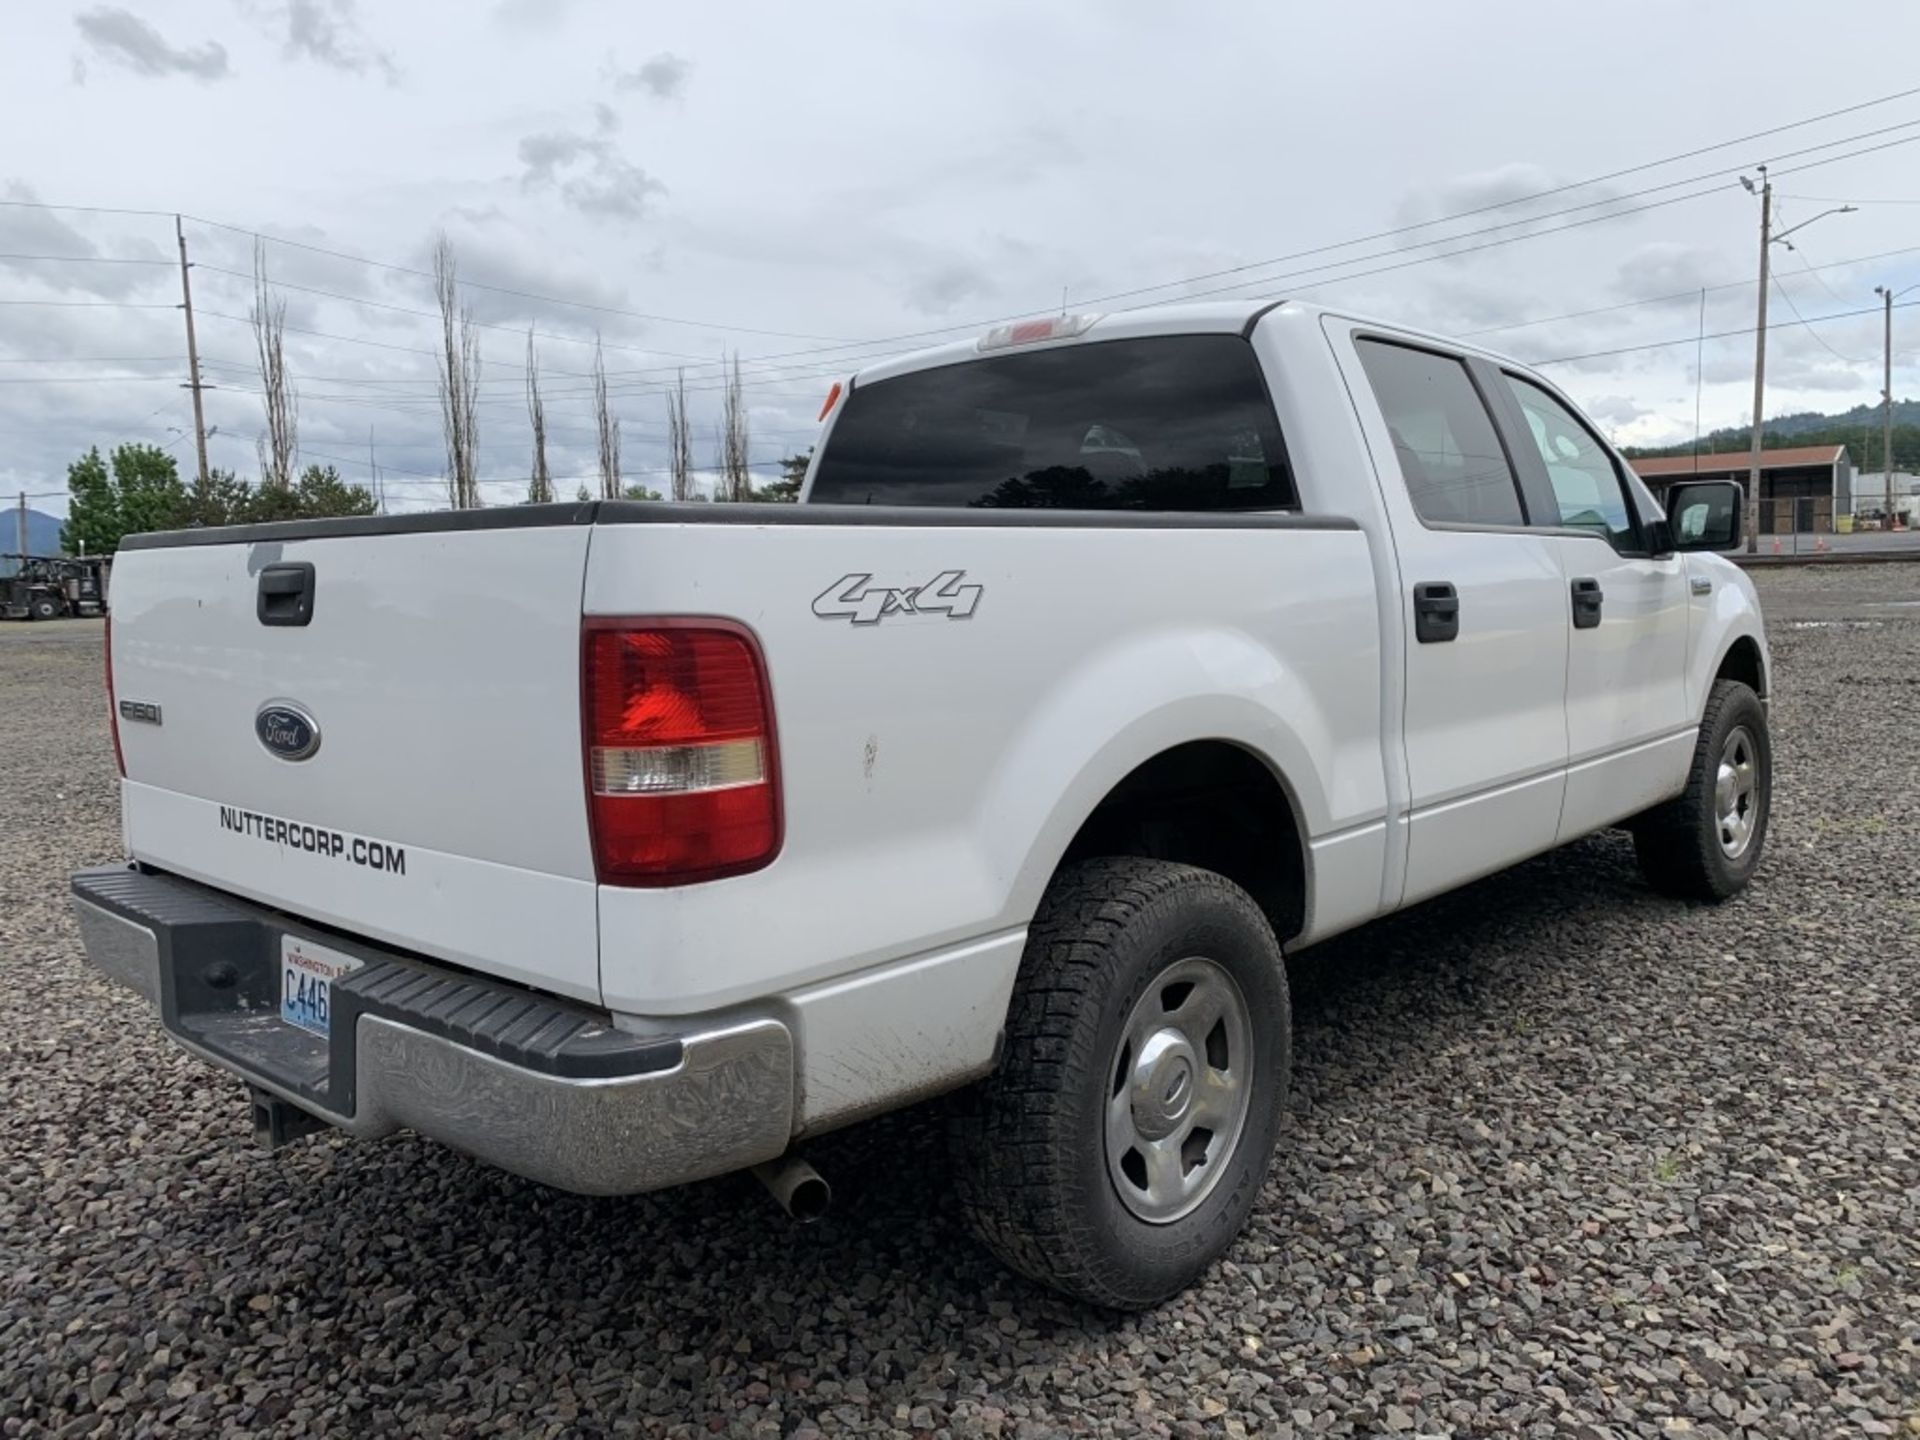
752,1155,831,1223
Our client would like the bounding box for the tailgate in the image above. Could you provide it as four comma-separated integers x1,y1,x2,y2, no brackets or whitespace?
108,514,601,1002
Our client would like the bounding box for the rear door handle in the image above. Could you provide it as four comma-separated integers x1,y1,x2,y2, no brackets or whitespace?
1571,576,1603,629
1412,581,1459,643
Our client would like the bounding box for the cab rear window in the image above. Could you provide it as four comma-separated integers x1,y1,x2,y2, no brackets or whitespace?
809,335,1297,511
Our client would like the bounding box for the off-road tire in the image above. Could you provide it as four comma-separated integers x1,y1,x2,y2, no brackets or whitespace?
1632,679,1770,901
950,857,1290,1310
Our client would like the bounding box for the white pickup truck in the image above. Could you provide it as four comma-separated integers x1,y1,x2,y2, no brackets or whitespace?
74,299,1771,1308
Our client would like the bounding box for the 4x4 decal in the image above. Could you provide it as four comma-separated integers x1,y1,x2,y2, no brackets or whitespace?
813,570,983,625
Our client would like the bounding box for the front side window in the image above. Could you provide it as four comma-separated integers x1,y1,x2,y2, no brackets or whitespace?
807,335,1296,511
1502,375,1638,552
1354,339,1524,527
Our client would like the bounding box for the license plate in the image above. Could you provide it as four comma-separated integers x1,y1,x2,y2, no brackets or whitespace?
280,935,363,1039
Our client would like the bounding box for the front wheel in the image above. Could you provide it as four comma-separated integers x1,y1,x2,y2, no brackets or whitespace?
1632,679,1771,901
950,857,1290,1309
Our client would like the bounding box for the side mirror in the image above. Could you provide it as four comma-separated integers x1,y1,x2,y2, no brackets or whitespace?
1665,480,1744,553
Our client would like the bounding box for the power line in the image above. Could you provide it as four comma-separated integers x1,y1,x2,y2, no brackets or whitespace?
1202,130,1920,312
17,101,1916,406
0,299,177,309
626,105,1920,372
1770,276,1869,366
0,375,187,385
1779,244,1857,309
0,252,171,266
12,94,1920,452
135,96,1920,393
1778,193,1920,205
180,214,862,343
9,82,1920,368
0,200,175,219
1462,240,1920,337
181,89,1920,373
195,306,440,358
1530,296,1920,365
0,355,183,364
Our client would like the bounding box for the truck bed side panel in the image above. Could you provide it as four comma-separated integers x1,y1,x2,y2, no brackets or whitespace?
583,516,1387,1016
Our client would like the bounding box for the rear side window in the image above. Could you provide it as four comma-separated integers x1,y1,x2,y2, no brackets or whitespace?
1355,339,1524,527
808,335,1296,511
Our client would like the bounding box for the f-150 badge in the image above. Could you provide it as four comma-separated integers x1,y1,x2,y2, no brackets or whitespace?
813,570,983,625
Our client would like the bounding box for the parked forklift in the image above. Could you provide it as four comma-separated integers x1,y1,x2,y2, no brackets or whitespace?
0,555,110,621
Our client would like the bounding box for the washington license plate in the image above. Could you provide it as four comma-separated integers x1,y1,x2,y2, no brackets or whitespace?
280,935,363,1039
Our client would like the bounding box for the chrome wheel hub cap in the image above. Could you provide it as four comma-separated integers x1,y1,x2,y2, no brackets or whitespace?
1105,956,1254,1224
1715,725,1759,859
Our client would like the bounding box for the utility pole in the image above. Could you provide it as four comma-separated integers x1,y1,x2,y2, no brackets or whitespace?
1873,284,1896,529
1742,168,1771,554
1884,285,1895,529
174,215,211,486
1742,178,1854,549
15,490,26,558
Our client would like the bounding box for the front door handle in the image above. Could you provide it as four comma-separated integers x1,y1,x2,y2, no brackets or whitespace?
1413,581,1459,643
1571,576,1604,629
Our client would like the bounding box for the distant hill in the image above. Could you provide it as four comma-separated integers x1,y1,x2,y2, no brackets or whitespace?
1747,399,1920,440
0,508,64,577
1624,399,1920,470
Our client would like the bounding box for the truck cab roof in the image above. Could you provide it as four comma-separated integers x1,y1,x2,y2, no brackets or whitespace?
850,298,1530,389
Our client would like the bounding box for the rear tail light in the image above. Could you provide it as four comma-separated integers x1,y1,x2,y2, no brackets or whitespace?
582,620,781,885
105,613,125,777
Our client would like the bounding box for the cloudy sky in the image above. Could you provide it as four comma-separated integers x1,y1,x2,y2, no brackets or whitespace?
5,0,1920,518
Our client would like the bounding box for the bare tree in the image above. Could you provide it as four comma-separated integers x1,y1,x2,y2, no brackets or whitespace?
720,350,752,500
251,240,298,489
524,327,553,504
434,233,482,509
665,368,693,500
592,332,621,499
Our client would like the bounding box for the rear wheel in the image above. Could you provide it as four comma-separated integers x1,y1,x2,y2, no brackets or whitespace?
950,857,1290,1309
29,595,59,621
1632,679,1771,900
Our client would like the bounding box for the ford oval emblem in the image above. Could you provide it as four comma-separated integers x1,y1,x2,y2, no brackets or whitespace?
256,702,321,762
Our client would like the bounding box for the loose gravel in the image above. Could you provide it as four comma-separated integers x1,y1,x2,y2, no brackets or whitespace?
2,571,1918,1439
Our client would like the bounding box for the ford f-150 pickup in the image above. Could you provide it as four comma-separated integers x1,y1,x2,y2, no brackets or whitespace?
73,298,1770,1308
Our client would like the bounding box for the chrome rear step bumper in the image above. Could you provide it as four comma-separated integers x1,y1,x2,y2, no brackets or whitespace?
70,866,795,1195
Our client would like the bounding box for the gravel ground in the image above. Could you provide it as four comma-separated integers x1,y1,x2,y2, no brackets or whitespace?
2,572,1918,1439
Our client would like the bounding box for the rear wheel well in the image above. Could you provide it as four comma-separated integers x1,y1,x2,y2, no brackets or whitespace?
1716,636,1766,699
1059,741,1307,945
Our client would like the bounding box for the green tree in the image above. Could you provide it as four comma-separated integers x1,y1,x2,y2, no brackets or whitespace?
180,468,253,528
61,447,118,555
291,464,377,519
621,483,663,501
752,448,811,503
112,444,187,538
62,444,188,553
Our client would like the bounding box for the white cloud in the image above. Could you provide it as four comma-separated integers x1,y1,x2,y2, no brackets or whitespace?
277,0,399,82
73,7,229,81
517,105,665,222
608,52,690,101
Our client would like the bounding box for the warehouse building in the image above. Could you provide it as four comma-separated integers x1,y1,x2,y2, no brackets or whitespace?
1630,445,1852,535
